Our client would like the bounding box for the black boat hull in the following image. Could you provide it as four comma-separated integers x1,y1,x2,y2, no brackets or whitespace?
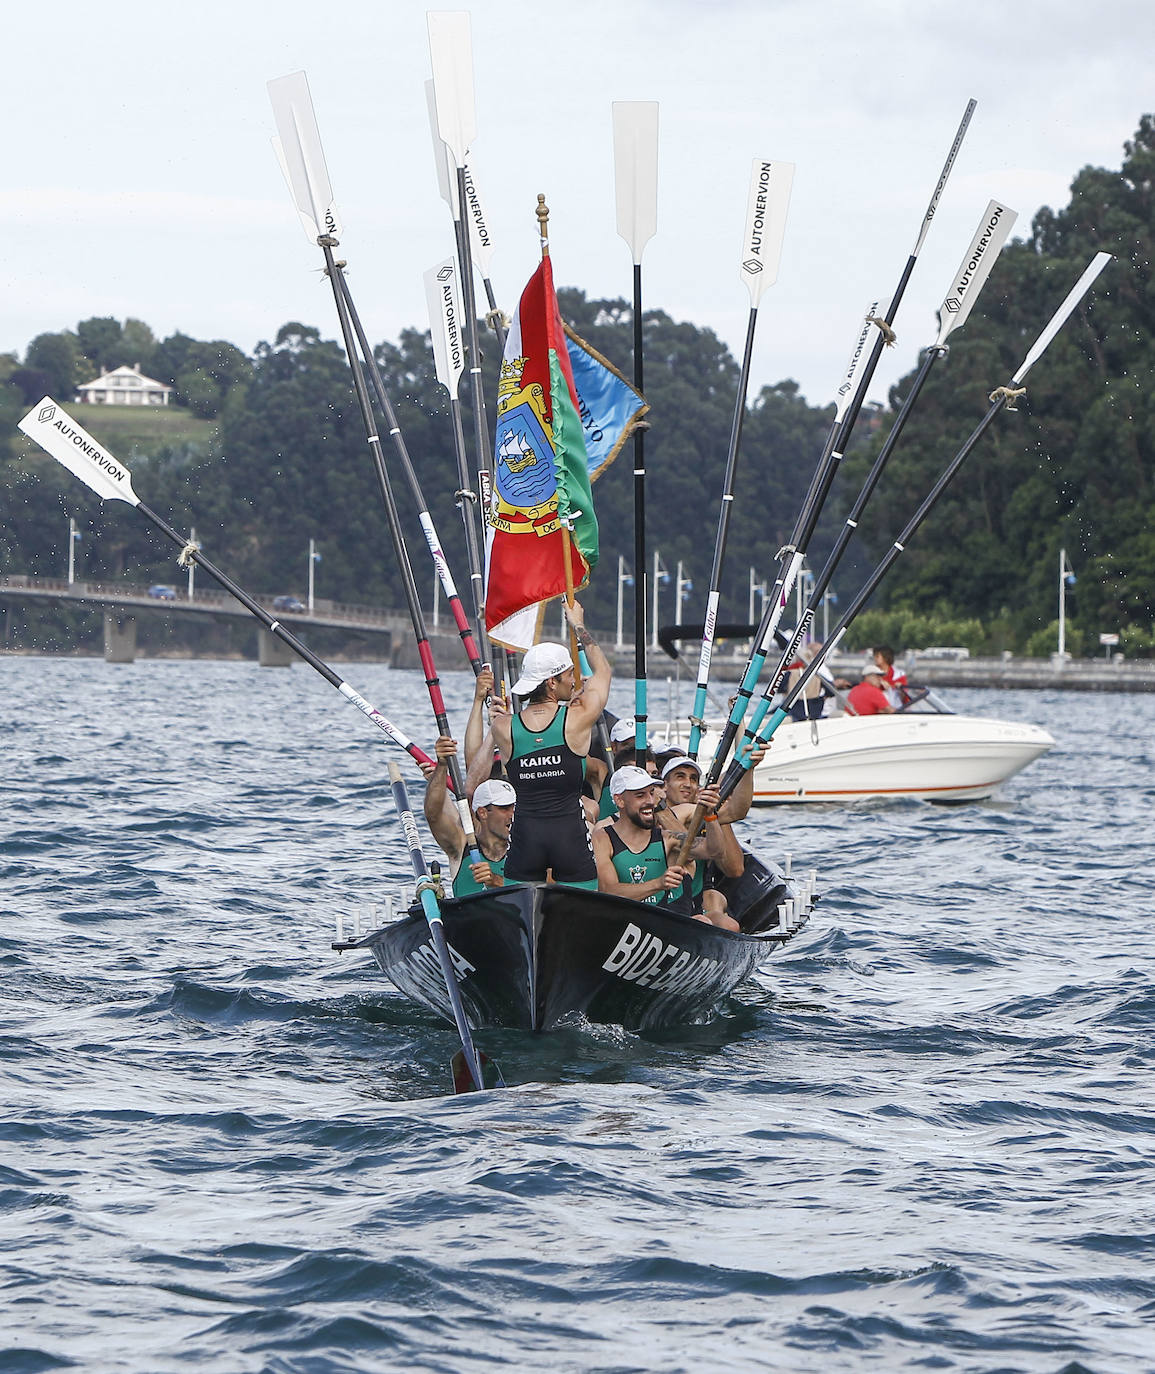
358,854,809,1032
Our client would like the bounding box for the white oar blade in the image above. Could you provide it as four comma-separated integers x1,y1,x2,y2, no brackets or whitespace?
912,98,977,256
267,71,342,243
833,301,880,422
613,101,659,264
462,165,495,274
1013,252,1113,384
425,79,459,214
740,160,794,304
18,398,139,505
936,200,1017,344
428,11,476,167
424,258,467,396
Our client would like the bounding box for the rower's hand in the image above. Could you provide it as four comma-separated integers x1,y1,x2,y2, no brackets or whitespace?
433,734,458,763
488,688,512,723
662,865,691,891
418,759,437,781
470,860,502,889
474,665,494,703
697,784,723,814
563,599,585,631
748,743,768,766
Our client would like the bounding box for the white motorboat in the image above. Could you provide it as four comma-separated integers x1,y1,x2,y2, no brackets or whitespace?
657,695,1054,805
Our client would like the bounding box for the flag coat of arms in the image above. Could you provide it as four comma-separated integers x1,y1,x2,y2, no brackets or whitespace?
484,255,599,649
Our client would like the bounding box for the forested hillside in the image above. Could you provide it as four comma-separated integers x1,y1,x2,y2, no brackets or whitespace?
3,117,1153,657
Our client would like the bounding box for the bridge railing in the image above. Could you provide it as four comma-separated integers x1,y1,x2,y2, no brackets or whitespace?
0,573,398,624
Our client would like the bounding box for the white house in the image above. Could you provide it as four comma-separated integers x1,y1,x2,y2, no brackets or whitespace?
76,363,173,406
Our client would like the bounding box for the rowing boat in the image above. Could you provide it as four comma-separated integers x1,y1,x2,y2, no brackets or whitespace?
342,852,813,1032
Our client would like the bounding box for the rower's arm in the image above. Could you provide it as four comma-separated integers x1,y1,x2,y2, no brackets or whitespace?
594,827,682,902
421,744,465,866
718,744,765,823
464,727,499,801
564,601,611,730
463,665,494,769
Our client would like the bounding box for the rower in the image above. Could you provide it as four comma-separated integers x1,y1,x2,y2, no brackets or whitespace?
655,754,746,924
421,736,515,895
490,599,611,889
595,717,657,819
593,766,738,930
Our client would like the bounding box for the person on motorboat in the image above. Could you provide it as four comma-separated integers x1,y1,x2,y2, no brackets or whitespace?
421,736,515,895
845,665,896,716
872,645,910,708
786,640,833,722
593,766,739,930
490,600,611,889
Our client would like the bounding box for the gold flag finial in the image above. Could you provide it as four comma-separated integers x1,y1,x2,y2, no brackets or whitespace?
536,193,550,259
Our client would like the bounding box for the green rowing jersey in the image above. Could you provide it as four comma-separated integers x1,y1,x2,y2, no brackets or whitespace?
451,851,506,899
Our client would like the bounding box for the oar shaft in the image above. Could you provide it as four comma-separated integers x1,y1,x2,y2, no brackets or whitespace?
388,763,487,1093
687,305,757,758
321,241,478,854
332,265,483,676
631,261,648,763
133,500,433,767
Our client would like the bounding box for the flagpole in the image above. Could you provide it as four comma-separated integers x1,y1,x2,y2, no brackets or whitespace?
613,101,659,767
686,158,794,760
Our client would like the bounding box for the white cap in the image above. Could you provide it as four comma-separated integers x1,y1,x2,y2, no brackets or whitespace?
473,778,516,809
609,765,657,797
661,755,702,781
861,665,885,680
511,642,572,696
609,717,636,744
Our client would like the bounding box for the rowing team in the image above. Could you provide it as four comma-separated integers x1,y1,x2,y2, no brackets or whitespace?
420,600,766,933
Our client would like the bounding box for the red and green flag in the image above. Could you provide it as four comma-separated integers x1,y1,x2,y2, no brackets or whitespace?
484,255,599,650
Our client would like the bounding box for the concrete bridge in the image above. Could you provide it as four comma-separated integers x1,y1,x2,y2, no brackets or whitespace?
0,573,464,668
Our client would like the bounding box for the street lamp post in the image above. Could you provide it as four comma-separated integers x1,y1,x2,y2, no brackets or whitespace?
616,555,634,650
1058,547,1076,658
308,539,321,612
186,527,196,600
675,560,693,628
651,550,670,649
747,566,767,625
67,517,80,585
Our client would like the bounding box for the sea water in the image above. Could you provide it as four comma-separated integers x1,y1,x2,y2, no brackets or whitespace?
2,656,1153,1374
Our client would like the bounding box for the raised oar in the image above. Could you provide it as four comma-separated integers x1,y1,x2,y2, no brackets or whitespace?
387,763,503,1094
426,83,508,356
17,400,435,770
613,100,659,766
703,99,978,782
740,198,1019,753
686,158,794,759
717,249,1114,786
425,256,490,661
268,72,482,678
701,303,877,785
428,13,495,560
331,266,484,675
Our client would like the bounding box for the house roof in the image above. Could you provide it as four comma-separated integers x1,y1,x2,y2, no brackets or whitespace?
77,363,172,392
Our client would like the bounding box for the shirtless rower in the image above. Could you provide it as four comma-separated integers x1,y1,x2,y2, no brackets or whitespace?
490,600,611,888
421,735,514,896
593,766,739,930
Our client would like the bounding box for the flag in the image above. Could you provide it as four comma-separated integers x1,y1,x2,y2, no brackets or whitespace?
484,255,600,649
563,325,648,483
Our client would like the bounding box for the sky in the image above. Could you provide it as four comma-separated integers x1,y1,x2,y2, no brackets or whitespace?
3,0,1152,410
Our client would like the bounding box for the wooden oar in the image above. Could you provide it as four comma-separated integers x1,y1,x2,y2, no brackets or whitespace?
686,157,794,759
388,764,503,1094
675,250,1113,861
613,100,659,766
16,402,435,770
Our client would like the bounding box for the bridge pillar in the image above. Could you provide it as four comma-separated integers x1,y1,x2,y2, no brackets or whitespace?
104,613,137,664
258,627,294,667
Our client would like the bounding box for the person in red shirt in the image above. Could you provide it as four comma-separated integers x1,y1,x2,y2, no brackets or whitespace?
872,644,909,708
845,666,895,716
